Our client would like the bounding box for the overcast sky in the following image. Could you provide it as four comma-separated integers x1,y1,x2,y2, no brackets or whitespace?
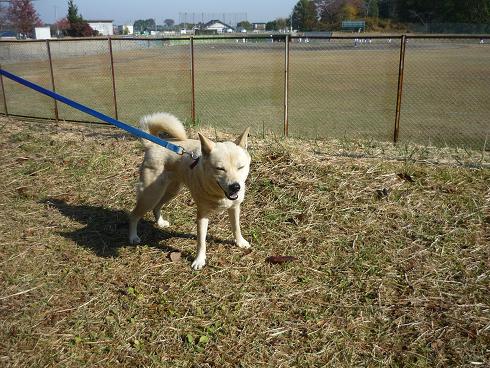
35,0,298,25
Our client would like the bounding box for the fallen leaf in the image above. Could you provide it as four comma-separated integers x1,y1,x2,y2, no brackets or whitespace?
397,173,415,182
266,255,297,264
169,252,181,262
16,186,29,197
23,228,35,236
376,188,390,199
241,248,253,257
286,213,306,225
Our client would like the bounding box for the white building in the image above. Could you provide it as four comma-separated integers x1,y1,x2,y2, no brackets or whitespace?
117,24,134,35
87,20,114,36
34,26,51,39
252,23,266,32
124,25,134,35
203,20,234,33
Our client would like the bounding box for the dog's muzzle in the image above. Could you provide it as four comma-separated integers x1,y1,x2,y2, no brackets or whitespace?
218,182,240,200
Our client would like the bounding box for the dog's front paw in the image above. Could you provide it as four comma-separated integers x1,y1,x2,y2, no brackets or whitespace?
156,218,170,228
129,234,141,245
191,256,206,270
236,237,250,249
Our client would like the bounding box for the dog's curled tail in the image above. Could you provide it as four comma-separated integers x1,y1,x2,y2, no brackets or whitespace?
139,112,187,143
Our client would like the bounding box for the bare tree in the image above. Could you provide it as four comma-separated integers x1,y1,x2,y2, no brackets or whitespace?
314,0,343,23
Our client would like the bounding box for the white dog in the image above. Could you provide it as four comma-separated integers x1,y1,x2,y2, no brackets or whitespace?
129,112,251,270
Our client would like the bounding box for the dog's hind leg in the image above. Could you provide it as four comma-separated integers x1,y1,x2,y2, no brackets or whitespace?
129,177,168,244
153,180,183,228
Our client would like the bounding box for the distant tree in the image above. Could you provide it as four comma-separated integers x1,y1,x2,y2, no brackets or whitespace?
315,0,343,25
53,17,70,36
276,17,289,31
306,0,490,30
292,0,318,31
378,0,397,18
7,0,42,36
176,22,193,30
237,20,252,31
134,18,156,33
147,18,156,31
265,20,277,30
366,0,379,18
396,0,490,24
66,0,96,37
0,2,9,29
67,0,82,24
341,1,360,20
164,18,175,28
314,0,365,25
455,0,489,23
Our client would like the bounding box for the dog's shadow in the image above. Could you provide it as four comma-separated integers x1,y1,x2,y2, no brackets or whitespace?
43,199,232,258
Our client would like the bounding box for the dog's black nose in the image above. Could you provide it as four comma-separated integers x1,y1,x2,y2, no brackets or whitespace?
229,183,240,193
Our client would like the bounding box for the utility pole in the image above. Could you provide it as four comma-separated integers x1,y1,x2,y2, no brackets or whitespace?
54,5,59,37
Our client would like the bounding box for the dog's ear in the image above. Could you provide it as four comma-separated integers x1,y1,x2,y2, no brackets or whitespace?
235,127,250,150
198,133,215,155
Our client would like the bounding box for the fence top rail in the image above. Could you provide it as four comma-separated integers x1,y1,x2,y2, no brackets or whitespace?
405,34,490,39
294,35,489,40
291,35,399,40
0,34,489,44
0,35,278,43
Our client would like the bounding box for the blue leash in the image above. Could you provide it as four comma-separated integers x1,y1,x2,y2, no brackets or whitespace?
0,68,185,155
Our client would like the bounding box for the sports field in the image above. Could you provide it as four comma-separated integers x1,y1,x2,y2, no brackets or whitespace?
0,37,489,148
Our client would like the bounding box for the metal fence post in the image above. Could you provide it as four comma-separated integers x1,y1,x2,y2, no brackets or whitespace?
46,40,59,122
0,64,8,116
108,37,119,120
394,35,407,144
190,36,196,123
284,34,290,137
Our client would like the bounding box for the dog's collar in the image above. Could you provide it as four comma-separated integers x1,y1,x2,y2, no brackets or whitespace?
190,156,200,169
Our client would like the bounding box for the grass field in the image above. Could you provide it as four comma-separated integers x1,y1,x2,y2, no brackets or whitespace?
0,38,488,148
0,117,488,367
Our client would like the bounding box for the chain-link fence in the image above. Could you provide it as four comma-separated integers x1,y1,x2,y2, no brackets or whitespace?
0,35,488,149
401,37,489,148
111,38,192,124
289,37,400,142
193,38,285,135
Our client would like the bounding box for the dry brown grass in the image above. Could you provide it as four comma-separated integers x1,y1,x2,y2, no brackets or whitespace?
0,117,488,367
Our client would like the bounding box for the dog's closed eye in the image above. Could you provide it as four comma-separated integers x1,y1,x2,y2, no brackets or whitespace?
215,167,226,171
238,166,245,170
